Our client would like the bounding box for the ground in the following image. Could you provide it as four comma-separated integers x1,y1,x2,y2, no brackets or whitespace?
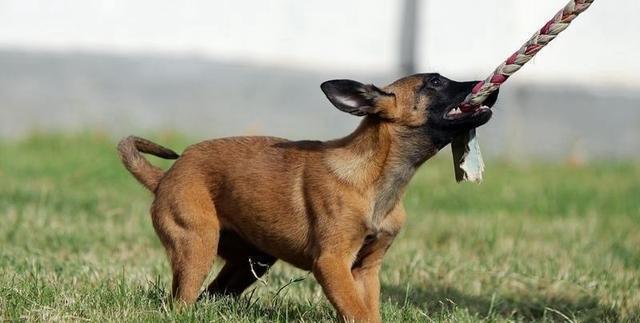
1,133,639,322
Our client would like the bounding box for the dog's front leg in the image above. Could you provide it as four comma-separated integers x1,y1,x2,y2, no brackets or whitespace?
352,266,381,323
351,236,395,323
313,253,370,322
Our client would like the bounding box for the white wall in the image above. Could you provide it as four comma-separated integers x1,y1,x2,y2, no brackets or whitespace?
0,0,638,87
0,0,400,71
419,0,640,88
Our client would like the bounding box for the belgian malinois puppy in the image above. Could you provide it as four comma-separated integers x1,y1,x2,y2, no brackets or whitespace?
118,73,499,322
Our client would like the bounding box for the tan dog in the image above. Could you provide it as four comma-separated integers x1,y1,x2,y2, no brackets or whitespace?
117,73,499,322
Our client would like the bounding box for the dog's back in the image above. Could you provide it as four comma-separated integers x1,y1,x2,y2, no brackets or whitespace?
154,135,347,269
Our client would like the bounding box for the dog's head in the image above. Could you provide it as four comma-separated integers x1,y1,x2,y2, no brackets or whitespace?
321,73,499,150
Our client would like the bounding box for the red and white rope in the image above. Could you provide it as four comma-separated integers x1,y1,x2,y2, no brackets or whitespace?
453,0,596,183
459,0,595,110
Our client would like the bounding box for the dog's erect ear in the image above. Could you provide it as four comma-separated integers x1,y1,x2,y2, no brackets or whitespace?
321,79,394,117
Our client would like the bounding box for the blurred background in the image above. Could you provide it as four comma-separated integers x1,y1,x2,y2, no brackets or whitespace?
2,1,640,321
1,0,639,161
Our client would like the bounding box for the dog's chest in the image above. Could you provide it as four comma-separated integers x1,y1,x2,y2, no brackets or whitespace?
355,199,405,265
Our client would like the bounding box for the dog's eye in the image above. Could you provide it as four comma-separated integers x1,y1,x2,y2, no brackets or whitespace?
429,77,442,87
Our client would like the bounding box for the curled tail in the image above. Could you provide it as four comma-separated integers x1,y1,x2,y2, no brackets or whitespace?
117,136,179,192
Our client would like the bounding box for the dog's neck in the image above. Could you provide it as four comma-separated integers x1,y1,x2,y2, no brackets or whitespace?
325,117,391,187
325,117,439,225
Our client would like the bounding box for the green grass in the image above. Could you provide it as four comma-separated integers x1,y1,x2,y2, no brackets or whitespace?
1,133,639,322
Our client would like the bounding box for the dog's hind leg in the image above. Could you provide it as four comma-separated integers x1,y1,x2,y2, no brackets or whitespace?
205,254,276,297
203,230,276,297
152,182,220,305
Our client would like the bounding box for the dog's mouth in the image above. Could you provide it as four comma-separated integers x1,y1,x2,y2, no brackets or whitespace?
442,89,498,122
443,104,491,120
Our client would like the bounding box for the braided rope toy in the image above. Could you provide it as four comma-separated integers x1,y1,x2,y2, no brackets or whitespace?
452,0,595,182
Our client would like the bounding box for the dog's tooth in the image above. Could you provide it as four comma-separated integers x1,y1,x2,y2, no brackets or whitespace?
447,107,463,117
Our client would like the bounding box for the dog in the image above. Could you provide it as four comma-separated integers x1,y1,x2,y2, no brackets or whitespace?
117,73,499,322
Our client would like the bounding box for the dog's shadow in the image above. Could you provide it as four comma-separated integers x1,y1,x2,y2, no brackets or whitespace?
381,283,621,322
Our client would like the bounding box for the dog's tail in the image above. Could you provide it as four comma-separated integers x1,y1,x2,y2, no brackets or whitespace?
117,136,179,192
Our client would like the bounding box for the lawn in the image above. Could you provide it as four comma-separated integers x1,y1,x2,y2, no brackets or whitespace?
1,133,639,322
